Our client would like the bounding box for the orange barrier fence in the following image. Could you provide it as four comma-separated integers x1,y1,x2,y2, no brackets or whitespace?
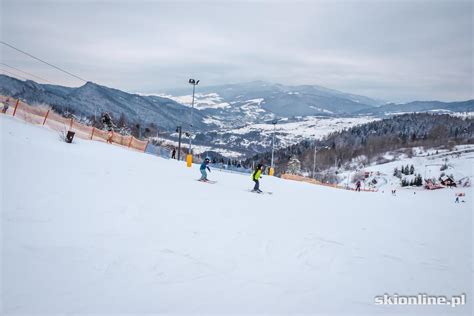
0,96,148,152
281,174,378,192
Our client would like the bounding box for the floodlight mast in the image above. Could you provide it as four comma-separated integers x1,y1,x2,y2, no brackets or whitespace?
188,78,199,154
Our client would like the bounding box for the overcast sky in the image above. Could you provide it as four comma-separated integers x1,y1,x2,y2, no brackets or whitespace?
1,0,473,102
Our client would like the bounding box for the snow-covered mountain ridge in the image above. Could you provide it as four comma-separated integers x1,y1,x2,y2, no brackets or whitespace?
1,74,473,157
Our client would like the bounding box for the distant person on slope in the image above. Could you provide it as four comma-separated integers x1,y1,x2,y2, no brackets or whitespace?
199,157,211,181
252,164,264,193
355,180,361,192
1,103,9,114
171,148,176,159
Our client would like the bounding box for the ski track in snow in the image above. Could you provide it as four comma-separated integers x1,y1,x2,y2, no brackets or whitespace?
1,115,472,315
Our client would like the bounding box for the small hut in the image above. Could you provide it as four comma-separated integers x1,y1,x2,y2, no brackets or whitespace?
424,179,443,190
440,175,456,187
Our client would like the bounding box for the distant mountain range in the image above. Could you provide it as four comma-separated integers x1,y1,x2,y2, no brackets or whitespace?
355,100,474,115
162,81,474,118
0,75,206,130
162,80,385,117
1,74,472,157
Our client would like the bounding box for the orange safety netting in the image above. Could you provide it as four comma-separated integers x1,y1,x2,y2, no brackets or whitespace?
0,96,148,152
281,174,378,192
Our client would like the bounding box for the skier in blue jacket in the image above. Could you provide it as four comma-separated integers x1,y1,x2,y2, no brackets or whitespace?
199,157,211,181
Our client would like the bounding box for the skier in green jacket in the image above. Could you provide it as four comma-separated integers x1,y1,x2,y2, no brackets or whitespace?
252,164,264,193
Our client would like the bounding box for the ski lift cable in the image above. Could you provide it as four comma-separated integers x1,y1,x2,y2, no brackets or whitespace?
0,41,87,82
0,68,28,81
0,62,53,83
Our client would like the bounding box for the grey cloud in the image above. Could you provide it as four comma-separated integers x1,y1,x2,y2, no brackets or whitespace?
1,0,472,102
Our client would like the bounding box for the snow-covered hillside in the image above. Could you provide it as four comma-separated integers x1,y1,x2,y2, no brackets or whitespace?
156,116,378,157
158,93,232,110
222,116,377,148
336,146,474,191
1,115,472,315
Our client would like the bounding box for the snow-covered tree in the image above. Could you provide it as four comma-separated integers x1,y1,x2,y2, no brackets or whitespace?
287,157,301,175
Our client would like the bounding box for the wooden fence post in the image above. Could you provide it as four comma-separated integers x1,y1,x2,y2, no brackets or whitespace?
12,99,20,116
69,118,73,130
90,127,95,140
128,137,133,148
42,110,50,125
143,140,149,152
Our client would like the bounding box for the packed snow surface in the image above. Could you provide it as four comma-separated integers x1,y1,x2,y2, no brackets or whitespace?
1,116,472,315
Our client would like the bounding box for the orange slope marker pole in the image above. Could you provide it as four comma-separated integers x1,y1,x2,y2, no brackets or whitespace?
106,131,114,144
12,99,20,116
42,110,50,125
128,137,133,148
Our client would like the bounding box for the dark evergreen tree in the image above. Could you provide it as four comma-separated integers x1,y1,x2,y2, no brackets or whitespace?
393,167,399,177
415,174,423,186
244,113,474,179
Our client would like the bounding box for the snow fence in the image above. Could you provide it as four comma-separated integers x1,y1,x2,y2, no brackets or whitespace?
0,96,148,152
281,174,378,192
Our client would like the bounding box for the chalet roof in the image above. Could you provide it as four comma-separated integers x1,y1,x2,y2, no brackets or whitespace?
440,175,454,181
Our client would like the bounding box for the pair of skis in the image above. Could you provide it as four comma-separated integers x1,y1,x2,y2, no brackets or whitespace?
196,179,217,184
196,179,273,195
249,189,273,195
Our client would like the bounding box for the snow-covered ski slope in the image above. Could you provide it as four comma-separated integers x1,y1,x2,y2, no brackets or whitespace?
1,115,472,315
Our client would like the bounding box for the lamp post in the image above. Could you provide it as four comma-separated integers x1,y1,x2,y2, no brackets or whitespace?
317,145,330,180
270,119,278,175
347,169,353,189
312,143,317,178
185,79,199,167
188,78,199,154
176,125,182,161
